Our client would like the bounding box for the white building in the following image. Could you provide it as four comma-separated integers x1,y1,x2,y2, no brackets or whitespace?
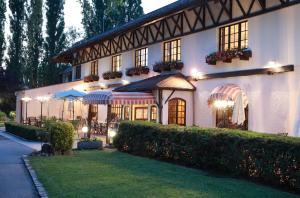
16,0,300,136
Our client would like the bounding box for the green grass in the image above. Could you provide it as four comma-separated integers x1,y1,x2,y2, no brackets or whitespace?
29,150,298,198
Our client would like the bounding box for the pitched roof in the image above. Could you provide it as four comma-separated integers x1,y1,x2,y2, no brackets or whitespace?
114,72,196,92
53,0,201,62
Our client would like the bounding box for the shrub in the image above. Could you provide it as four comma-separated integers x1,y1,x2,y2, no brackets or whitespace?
5,122,47,141
114,121,300,193
47,121,74,155
0,111,7,122
8,111,16,121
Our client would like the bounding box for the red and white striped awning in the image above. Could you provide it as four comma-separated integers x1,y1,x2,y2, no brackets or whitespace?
208,84,248,107
83,91,156,105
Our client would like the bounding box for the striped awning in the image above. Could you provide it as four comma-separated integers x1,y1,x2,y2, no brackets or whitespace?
83,91,156,105
208,84,248,107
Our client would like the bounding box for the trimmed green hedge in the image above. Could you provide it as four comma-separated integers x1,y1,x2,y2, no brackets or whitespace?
114,121,300,193
5,122,47,141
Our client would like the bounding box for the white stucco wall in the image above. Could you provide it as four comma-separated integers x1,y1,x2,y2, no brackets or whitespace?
16,5,300,136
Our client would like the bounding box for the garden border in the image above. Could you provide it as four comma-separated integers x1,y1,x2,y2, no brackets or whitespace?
22,155,48,198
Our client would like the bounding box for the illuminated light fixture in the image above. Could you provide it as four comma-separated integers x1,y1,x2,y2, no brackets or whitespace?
82,126,89,133
36,96,50,102
99,83,107,89
191,68,204,80
21,97,32,121
122,80,129,85
108,129,117,138
21,97,32,102
214,100,234,109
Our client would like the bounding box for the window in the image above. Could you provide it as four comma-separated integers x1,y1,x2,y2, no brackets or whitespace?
135,107,148,121
168,98,186,126
219,21,248,51
216,105,248,130
91,61,98,75
111,105,122,120
150,105,157,122
135,48,148,67
124,106,131,120
112,55,121,72
75,65,81,80
164,39,181,62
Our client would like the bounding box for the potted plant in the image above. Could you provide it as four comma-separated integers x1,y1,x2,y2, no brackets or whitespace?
90,74,99,81
77,138,103,150
238,48,252,60
140,66,150,74
84,76,92,82
114,71,123,78
103,72,111,80
126,68,135,76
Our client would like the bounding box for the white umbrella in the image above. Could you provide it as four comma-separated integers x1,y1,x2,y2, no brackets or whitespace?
232,92,246,125
54,89,86,120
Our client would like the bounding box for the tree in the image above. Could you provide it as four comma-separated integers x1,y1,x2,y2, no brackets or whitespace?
6,0,27,89
79,0,144,38
65,26,83,48
25,0,43,88
42,0,66,86
0,0,6,68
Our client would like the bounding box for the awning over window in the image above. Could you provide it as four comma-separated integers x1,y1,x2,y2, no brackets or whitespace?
208,84,248,108
114,73,196,92
83,91,156,105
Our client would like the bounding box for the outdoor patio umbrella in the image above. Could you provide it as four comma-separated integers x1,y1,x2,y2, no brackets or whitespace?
54,89,86,120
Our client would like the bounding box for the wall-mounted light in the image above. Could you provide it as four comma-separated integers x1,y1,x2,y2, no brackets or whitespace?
191,68,204,80
214,100,234,109
122,80,129,85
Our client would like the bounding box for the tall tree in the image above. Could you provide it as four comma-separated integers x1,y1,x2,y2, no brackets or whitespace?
42,0,66,86
25,0,43,88
0,0,6,67
6,0,27,89
79,0,143,38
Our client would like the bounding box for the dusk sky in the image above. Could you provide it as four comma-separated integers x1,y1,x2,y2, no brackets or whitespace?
64,0,177,31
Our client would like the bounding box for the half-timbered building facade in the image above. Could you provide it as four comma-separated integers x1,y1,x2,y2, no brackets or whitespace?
16,0,300,136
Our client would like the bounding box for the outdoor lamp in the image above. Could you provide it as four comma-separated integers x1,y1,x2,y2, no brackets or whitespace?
21,97,32,122
82,126,89,138
82,126,89,133
36,96,50,122
108,129,117,138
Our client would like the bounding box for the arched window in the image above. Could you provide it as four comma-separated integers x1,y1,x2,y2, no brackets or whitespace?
150,105,157,122
168,98,186,126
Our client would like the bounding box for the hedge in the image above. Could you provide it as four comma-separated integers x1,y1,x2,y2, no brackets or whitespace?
114,121,300,193
5,122,47,141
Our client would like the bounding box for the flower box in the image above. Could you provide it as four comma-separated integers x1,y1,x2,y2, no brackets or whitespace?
84,75,99,82
153,61,184,73
206,48,252,65
102,71,123,80
77,140,103,150
126,66,150,77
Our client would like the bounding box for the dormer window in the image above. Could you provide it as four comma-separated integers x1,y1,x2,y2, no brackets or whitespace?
219,21,248,51
135,47,148,67
163,39,181,62
91,60,98,75
112,55,121,72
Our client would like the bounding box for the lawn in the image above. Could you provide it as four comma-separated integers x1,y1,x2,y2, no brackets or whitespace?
29,150,298,198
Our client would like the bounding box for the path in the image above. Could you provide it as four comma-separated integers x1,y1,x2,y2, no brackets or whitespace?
0,130,38,198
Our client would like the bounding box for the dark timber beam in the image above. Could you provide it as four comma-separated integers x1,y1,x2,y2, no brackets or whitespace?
190,65,294,81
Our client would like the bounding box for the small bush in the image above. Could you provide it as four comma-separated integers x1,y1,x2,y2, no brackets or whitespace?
8,111,16,121
47,121,74,155
114,121,300,193
0,111,7,122
5,122,47,141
